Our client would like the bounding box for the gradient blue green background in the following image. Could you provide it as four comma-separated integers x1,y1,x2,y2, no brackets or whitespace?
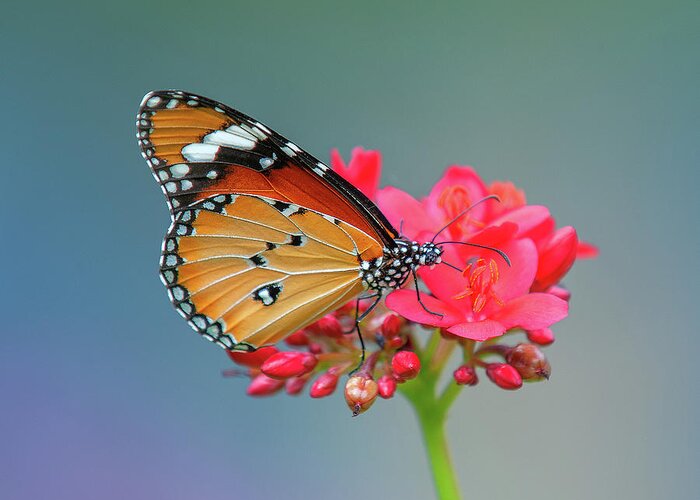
2,1,698,499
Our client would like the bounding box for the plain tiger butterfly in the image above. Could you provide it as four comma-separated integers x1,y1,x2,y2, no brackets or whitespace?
137,90,447,353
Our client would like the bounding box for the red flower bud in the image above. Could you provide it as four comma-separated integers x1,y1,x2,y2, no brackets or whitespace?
285,330,309,346
453,365,478,386
391,351,421,381
247,373,284,396
377,374,397,399
527,328,555,346
344,375,378,416
308,314,343,338
227,346,278,368
506,344,551,380
486,363,523,390
261,351,318,379
308,342,323,355
285,375,308,395
387,336,406,349
310,371,340,398
381,314,405,338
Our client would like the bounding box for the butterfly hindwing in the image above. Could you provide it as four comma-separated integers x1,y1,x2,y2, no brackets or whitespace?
159,193,370,350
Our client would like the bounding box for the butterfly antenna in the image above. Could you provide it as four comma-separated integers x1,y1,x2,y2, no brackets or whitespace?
441,260,464,273
431,194,501,243
436,240,512,266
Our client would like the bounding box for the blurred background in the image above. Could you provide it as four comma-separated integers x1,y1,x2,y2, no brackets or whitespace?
1,1,698,499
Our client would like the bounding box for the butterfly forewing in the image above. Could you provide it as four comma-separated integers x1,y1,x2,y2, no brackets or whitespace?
137,90,397,252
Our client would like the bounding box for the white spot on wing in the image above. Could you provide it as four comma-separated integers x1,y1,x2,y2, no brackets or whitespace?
253,122,271,134
203,130,256,149
182,143,219,161
166,99,178,109
169,164,190,178
146,96,161,107
225,124,257,141
257,288,273,305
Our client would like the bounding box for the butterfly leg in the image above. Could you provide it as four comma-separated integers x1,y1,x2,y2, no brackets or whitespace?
349,293,383,375
411,269,444,318
342,293,381,334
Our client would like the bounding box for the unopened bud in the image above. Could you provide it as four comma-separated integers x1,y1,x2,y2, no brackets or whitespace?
310,371,339,398
308,342,323,355
309,314,343,338
506,344,551,380
227,346,278,368
285,375,308,395
486,363,523,390
453,365,478,386
344,375,378,416
391,351,421,381
261,351,318,379
377,374,397,399
247,373,285,396
381,314,405,338
285,330,309,346
526,328,555,346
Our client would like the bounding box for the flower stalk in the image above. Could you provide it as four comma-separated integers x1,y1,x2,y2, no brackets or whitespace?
400,329,464,500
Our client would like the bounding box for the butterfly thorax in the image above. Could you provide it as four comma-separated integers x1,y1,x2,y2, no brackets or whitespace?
360,240,442,291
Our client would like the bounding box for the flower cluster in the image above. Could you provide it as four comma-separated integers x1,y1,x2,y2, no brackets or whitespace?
224,147,597,413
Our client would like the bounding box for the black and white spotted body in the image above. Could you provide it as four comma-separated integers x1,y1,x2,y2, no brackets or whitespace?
360,240,442,291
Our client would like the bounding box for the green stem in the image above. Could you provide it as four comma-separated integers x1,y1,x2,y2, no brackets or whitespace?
414,404,461,500
400,329,463,500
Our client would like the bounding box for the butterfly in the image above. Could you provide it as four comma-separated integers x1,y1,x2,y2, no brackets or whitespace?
137,90,445,352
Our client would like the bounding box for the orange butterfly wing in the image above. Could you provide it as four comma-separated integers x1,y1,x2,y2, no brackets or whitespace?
160,194,374,350
138,90,396,350
137,90,397,262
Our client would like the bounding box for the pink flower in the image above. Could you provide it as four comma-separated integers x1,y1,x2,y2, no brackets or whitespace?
386,231,568,341
221,148,596,411
331,147,382,200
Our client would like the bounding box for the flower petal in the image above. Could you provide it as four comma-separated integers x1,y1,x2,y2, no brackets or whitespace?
447,320,506,341
491,238,538,302
385,289,463,327
490,205,552,239
376,186,434,239
423,166,488,226
577,241,599,259
492,293,568,330
330,147,381,200
533,226,578,291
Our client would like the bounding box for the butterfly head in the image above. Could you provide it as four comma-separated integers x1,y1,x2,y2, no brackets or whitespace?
417,241,443,268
